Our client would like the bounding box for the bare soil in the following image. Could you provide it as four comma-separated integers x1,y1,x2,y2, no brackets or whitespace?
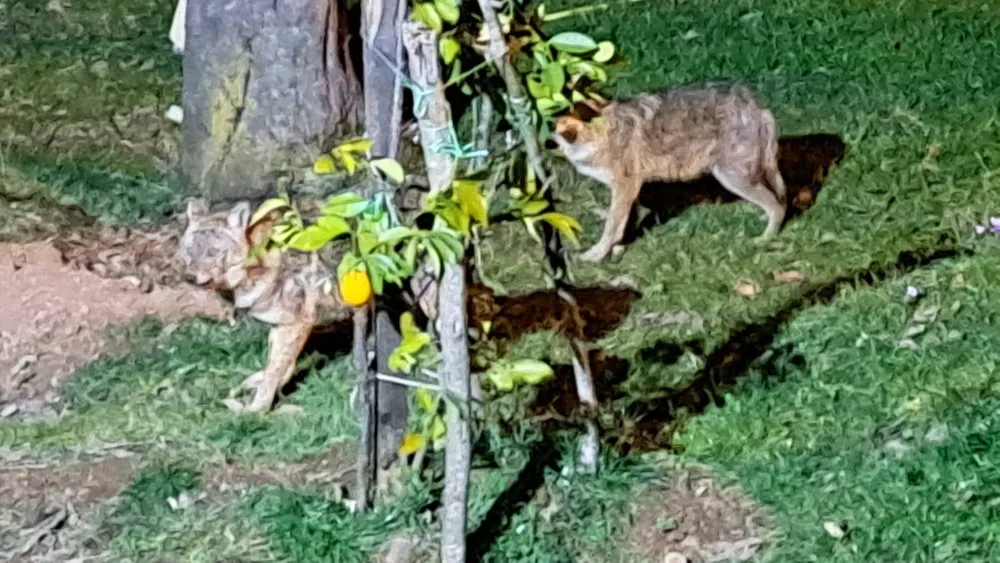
623,467,770,563
0,223,227,419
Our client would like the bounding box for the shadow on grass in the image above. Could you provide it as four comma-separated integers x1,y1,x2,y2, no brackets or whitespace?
625,133,847,245
464,234,968,556
528,234,968,454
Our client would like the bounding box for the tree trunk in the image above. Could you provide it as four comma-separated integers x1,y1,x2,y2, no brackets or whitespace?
181,0,362,202
361,0,407,158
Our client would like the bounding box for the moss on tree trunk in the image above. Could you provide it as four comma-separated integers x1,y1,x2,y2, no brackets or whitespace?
181,0,362,201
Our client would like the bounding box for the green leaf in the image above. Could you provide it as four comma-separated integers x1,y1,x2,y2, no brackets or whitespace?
537,212,583,242
433,231,465,259
532,48,551,69
430,415,447,441
536,97,568,116
438,205,470,236
287,227,338,252
313,155,336,175
315,216,352,240
439,35,462,64
415,387,437,413
367,258,385,294
486,369,515,391
548,32,598,54
570,61,608,83
519,200,549,217
433,0,460,24
508,359,555,385
358,230,379,254
251,196,290,226
412,2,443,33
526,75,549,100
324,193,369,218
425,236,455,268
336,138,374,155
370,158,406,183
522,217,543,245
337,252,364,280
378,226,417,245
592,41,615,63
270,223,299,245
541,62,566,94
426,241,443,277
404,238,419,269
453,180,488,226
401,311,421,336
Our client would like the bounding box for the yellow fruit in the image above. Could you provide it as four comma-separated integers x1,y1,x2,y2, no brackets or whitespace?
340,270,372,306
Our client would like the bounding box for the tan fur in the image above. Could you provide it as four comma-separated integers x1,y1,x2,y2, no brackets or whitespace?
178,199,354,413
553,84,788,262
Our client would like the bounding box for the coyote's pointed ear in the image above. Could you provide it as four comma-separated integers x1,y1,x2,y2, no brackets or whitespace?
246,208,282,249
554,116,585,144
226,201,252,230
185,198,209,222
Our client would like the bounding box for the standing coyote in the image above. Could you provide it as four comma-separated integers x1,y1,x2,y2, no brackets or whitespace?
178,199,354,413
552,84,788,262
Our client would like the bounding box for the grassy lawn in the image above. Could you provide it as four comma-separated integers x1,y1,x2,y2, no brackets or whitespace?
4,0,1000,560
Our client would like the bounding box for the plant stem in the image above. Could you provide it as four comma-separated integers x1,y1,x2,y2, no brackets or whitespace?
404,21,470,563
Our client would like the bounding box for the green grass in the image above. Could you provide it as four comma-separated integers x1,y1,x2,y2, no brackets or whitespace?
678,251,1000,560
5,0,1000,560
0,318,359,462
0,0,184,230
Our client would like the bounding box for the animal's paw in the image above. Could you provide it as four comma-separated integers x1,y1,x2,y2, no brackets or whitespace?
222,398,245,413
242,371,264,390
578,245,609,263
243,397,273,414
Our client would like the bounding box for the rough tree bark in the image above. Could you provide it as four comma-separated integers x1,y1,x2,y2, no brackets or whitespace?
404,22,469,563
181,0,362,201
361,0,407,158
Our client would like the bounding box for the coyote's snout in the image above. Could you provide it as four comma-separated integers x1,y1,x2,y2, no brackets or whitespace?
179,199,353,413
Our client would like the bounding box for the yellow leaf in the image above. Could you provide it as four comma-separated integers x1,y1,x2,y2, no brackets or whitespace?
439,36,461,64
313,155,336,175
537,212,582,242
337,138,374,155
453,179,488,226
339,152,358,174
399,433,427,455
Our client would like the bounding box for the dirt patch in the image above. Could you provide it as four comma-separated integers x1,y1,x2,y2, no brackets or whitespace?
203,443,356,494
0,235,226,417
624,467,769,563
0,455,139,562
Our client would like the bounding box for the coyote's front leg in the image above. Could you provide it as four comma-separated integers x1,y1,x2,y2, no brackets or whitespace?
244,322,312,413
